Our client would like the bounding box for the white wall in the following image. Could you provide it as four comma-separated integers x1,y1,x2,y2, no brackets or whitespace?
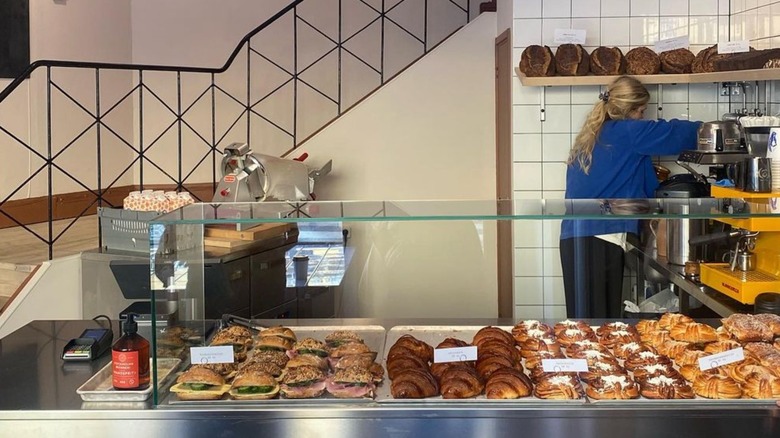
302,14,498,318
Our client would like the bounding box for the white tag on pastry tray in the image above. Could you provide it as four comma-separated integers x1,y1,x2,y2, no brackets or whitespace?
698,347,744,371
541,358,588,373
433,346,478,363
190,345,235,364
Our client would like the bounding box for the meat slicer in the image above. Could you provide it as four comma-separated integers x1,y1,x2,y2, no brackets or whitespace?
212,142,332,202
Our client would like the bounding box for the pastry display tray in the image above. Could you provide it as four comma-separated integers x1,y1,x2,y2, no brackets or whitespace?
77,358,181,402
164,325,386,406
376,326,586,404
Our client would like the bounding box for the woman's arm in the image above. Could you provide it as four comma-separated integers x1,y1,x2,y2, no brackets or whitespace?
629,119,701,156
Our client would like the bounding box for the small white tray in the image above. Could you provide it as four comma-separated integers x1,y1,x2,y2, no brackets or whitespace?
77,358,181,402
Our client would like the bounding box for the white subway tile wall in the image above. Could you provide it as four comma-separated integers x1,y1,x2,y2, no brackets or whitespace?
511,0,780,319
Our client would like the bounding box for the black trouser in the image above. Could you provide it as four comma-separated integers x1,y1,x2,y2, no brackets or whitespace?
559,236,627,318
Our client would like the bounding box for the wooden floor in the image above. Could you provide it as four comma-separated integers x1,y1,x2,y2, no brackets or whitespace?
0,215,99,303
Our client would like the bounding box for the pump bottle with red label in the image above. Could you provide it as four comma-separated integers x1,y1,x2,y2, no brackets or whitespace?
112,313,150,390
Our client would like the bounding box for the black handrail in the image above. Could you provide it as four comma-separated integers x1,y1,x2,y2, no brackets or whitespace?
0,0,304,103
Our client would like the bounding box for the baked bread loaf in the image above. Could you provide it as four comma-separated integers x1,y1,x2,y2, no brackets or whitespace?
590,47,626,75
625,47,661,75
639,374,695,399
439,365,484,399
485,367,533,399
555,43,590,76
519,45,556,77
586,374,640,400
390,368,439,399
692,374,743,399
715,48,780,71
692,45,729,73
659,48,695,73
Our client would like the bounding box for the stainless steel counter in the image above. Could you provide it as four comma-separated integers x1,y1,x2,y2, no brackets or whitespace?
0,319,778,438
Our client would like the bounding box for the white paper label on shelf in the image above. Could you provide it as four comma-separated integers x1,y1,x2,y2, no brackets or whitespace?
655,35,690,53
190,346,235,364
433,346,478,363
554,29,587,45
541,359,588,373
698,348,744,371
717,40,750,54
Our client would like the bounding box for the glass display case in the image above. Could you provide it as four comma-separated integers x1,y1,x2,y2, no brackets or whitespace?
147,197,780,404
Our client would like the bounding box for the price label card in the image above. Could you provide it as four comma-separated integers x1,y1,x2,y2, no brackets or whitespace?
554,29,587,45
190,346,235,364
718,40,750,54
433,346,478,364
541,359,588,373
655,35,690,53
698,347,744,371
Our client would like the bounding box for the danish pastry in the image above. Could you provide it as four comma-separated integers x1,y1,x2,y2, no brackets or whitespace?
675,349,708,367
742,374,780,399
679,364,717,383
658,313,694,330
532,374,584,399
635,319,660,336
753,313,780,337
721,314,774,343
485,367,534,399
639,374,695,399
726,362,777,384
692,374,743,399
703,340,742,355
585,374,640,400
657,340,693,361
669,322,718,344
645,330,672,349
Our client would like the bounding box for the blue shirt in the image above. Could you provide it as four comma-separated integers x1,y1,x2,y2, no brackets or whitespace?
560,118,701,239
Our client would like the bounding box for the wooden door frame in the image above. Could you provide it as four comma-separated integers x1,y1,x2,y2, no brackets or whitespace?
495,28,513,318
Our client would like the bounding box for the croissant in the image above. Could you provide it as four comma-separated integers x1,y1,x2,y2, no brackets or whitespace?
742,374,780,399
669,322,718,344
431,362,467,382
721,314,774,343
579,362,627,384
556,328,598,347
387,354,429,380
553,320,593,337
439,365,484,399
595,321,634,338
752,313,780,337
676,349,708,367
475,354,520,380
436,337,470,349
511,321,554,344
612,342,655,360
639,375,695,399
585,374,640,400
692,374,743,399
388,335,434,363
624,351,672,371
485,367,533,399
524,350,565,370
658,313,694,330
479,339,521,362
472,326,515,348
598,330,642,350
567,349,620,367
631,362,682,383
635,319,660,336
390,368,439,399
565,340,610,355
519,337,562,358
704,340,742,354
532,374,584,399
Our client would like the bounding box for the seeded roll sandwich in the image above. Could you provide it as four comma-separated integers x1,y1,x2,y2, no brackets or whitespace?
325,330,363,348
280,365,328,399
229,369,280,400
210,331,250,362
293,338,329,358
255,335,295,352
326,365,376,398
169,367,230,400
260,326,297,342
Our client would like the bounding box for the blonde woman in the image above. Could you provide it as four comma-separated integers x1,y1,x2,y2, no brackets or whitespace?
559,75,701,318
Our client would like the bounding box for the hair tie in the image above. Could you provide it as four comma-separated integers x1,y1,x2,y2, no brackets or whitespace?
599,91,610,102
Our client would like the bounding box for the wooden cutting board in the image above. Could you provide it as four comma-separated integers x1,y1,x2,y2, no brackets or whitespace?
204,223,292,241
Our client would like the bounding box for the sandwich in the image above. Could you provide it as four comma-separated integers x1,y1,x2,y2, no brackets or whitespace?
169,367,231,400
292,338,329,358
156,331,186,358
229,369,280,400
210,331,249,362
220,325,254,344
190,362,239,381
260,326,297,342
326,365,376,399
248,349,289,368
332,354,385,383
280,365,327,399
238,360,284,379
328,342,377,369
254,335,294,352
285,353,329,371
325,330,363,348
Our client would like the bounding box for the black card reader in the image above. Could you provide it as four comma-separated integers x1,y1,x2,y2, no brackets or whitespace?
62,328,114,361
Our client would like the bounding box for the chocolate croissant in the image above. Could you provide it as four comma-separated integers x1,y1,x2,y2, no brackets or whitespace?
388,335,434,363
692,374,743,399
485,367,533,399
670,322,718,344
390,368,439,399
475,354,520,380
472,326,515,348
439,365,484,399
478,339,521,362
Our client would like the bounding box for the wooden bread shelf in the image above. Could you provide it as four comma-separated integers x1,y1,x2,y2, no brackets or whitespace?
515,67,780,87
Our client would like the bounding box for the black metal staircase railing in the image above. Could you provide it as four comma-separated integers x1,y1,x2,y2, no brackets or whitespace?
0,0,478,259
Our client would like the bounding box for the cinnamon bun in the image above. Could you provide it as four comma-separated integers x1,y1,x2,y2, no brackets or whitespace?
631,362,682,383
556,328,598,347
524,350,565,370
753,313,780,337
727,362,777,384
612,342,656,360
595,321,634,338
519,337,562,358
598,330,642,350
639,374,695,399
585,374,640,400
624,350,672,371
692,374,743,399
565,340,610,356
532,374,584,399
567,349,620,367
579,361,627,384
511,321,554,344
553,320,593,337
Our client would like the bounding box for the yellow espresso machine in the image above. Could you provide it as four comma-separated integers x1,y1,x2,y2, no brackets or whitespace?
697,186,780,304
